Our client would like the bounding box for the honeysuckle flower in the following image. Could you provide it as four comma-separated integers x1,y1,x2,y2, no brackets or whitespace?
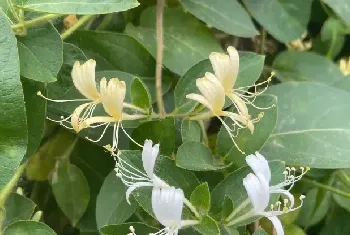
151,186,184,235
186,73,262,154
208,46,273,134
115,139,168,203
226,152,308,234
287,32,312,51
37,59,101,131
80,77,148,152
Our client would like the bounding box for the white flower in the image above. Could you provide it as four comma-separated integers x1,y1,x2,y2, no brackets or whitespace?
37,59,101,132
115,139,168,203
81,77,147,152
151,187,184,235
239,152,308,235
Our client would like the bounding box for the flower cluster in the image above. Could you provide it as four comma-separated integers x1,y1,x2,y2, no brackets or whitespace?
186,46,274,153
38,59,148,152
225,152,309,235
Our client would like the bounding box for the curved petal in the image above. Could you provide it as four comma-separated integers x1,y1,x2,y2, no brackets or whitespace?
226,92,249,118
243,173,270,213
246,152,271,183
71,60,99,101
71,102,92,132
125,182,154,204
100,78,126,120
142,139,159,178
196,73,225,112
269,189,295,209
209,46,239,92
186,93,214,112
267,216,284,235
152,187,184,228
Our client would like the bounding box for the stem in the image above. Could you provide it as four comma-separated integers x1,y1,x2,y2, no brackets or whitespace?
338,170,350,188
226,209,255,227
302,178,350,198
226,198,250,222
7,0,21,23
254,220,259,232
155,0,166,117
183,198,200,219
12,14,61,30
181,220,200,228
61,15,93,40
189,112,213,121
198,120,209,146
0,162,27,207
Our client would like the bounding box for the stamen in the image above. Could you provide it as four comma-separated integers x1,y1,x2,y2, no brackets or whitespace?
85,122,110,143
217,116,245,154
120,123,143,148
129,225,136,235
37,91,90,102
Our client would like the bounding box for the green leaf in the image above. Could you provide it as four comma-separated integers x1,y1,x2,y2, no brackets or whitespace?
211,161,284,226
216,95,277,165
220,226,239,235
319,17,347,58
131,77,151,110
332,169,350,213
100,222,157,235
323,0,350,26
3,221,57,235
174,52,264,113
51,162,90,226
221,196,234,220
296,188,331,228
243,0,313,43
119,150,199,216
69,31,155,76
194,215,220,235
273,51,345,86
13,0,139,14
3,193,36,228
18,23,62,82
176,141,231,171
21,78,46,158
0,9,28,191
253,228,268,235
284,224,306,235
179,0,258,37
320,213,350,235
263,82,350,168
96,170,137,229
70,138,114,232
181,119,201,143
190,183,210,215
131,117,176,156
126,7,221,75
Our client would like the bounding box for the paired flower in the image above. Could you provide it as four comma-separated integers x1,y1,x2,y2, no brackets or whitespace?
230,152,308,235
186,47,272,153
38,59,148,152
115,139,167,203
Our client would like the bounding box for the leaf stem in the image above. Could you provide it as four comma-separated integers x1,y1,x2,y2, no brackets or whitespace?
302,178,350,198
11,14,61,30
155,0,166,117
61,15,93,40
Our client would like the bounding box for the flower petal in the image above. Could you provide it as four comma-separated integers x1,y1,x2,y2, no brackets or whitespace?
142,139,159,178
246,152,271,183
267,216,284,235
152,187,184,229
125,182,154,204
243,173,270,213
71,102,93,132
71,60,99,101
186,93,214,111
269,189,295,209
209,46,239,92
195,72,225,113
100,78,126,120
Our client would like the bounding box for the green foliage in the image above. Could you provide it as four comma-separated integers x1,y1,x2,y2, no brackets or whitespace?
0,9,28,191
3,0,350,234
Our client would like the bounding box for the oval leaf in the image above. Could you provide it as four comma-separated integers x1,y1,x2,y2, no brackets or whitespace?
179,0,258,37
194,215,220,235
0,9,28,191
131,77,151,110
263,82,350,168
96,170,137,229
176,141,230,171
3,221,57,235
190,183,210,215
13,0,139,14
181,119,201,143
18,23,62,82
243,0,313,43
126,7,221,75
323,0,350,26
51,162,90,226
